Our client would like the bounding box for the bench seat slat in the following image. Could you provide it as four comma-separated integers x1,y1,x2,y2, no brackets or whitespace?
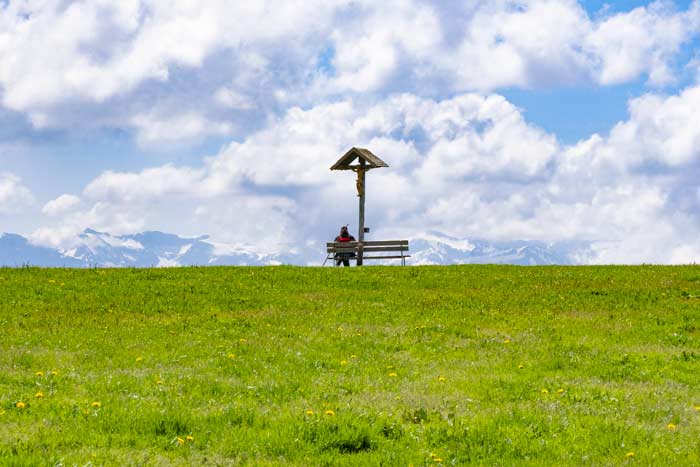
362,255,411,260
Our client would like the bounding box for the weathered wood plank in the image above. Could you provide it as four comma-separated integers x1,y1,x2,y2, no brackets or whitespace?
362,255,412,260
327,255,412,261
359,246,407,252
326,240,408,248
327,246,408,253
327,248,357,254
363,240,409,246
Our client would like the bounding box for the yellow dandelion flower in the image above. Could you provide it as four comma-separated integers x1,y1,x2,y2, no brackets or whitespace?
35,371,44,377
667,423,676,431
356,332,362,336
50,370,59,376
239,338,246,343
557,388,565,394
35,392,44,399
176,437,185,446
135,357,143,363
517,364,525,369
395,395,401,400
91,401,101,408
388,372,398,377
306,409,314,416
693,405,700,411
626,452,635,457
48,279,56,283
434,458,443,463
437,376,446,382
16,401,26,409
186,435,194,442
340,360,348,366
350,355,358,359
324,410,335,416
227,353,236,359
503,339,510,344
156,380,163,385
541,388,549,395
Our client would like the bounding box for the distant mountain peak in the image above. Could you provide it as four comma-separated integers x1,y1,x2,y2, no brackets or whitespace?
1,229,586,267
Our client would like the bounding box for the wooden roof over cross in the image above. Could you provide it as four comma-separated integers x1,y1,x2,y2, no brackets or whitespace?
330,147,389,171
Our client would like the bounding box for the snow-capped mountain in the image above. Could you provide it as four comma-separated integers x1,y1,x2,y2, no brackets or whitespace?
0,233,84,267
0,229,586,267
409,231,582,266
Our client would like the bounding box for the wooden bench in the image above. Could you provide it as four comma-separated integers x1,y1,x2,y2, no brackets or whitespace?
323,240,410,266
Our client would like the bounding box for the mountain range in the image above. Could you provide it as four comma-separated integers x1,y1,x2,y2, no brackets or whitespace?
0,229,586,267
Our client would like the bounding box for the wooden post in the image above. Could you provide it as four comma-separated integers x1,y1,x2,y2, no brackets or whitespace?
357,159,366,266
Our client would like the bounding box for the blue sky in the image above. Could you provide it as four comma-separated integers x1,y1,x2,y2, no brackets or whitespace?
1,0,699,263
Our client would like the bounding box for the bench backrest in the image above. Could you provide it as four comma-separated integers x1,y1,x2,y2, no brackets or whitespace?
326,240,409,253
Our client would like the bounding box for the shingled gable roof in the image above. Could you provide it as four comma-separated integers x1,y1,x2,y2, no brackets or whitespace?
330,147,389,171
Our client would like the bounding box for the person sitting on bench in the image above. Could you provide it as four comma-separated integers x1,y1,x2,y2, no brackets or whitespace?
334,225,356,267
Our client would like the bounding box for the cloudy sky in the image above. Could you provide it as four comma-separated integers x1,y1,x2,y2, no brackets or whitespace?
1,0,699,263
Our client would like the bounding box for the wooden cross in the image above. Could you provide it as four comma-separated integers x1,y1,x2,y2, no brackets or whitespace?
330,148,388,266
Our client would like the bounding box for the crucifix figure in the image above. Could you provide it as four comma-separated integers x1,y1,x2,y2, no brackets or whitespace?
353,165,365,197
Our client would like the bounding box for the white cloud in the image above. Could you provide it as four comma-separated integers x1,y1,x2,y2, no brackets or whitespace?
131,111,232,148
325,0,442,93
587,1,698,86
449,0,700,90
84,165,205,202
32,92,560,249
42,194,81,216
450,0,591,89
0,0,340,111
1,0,698,143
605,85,700,167
0,173,33,214
214,87,255,110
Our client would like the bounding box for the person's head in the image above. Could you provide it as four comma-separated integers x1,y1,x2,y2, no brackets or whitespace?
340,225,349,237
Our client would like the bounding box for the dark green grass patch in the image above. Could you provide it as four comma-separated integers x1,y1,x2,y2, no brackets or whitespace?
1,265,700,465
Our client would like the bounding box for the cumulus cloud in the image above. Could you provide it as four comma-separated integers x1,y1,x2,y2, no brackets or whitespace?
449,0,700,90
587,1,698,86
42,194,81,216
0,0,339,110
34,81,700,263
1,0,699,146
0,173,33,214
84,165,205,202
131,111,232,148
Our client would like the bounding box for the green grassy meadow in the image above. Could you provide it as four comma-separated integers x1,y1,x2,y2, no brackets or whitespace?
1,265,700,466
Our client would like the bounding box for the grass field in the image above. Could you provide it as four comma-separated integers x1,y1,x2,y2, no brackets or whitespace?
1,265,700,466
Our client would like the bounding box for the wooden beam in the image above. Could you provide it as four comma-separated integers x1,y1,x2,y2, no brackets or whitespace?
357,159,366,266
326,240,409,247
